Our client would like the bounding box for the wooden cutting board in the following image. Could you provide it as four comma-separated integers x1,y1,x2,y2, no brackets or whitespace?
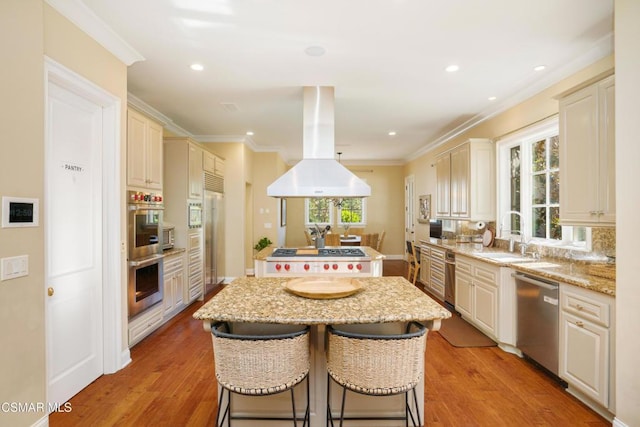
285,277,363,299
296,249,318,255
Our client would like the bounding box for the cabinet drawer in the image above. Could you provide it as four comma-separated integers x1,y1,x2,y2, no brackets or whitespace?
562,288,610,327
431,281,444,297
128,305,163,346
474,264,497,284
431,269,445,285
429,247,446,260
456,259,472,275
431,259,445,274
188,232,202,250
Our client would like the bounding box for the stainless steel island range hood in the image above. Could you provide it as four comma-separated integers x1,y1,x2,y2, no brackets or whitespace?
267,86,371,198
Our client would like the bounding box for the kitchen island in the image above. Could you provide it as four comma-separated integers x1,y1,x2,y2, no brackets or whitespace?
193,276,451,427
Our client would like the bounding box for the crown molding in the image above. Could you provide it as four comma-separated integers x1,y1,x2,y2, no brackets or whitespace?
45,0,144,66
405,32,614,163
127,93,194,137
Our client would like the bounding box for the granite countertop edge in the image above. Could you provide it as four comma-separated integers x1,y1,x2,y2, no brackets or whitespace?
420,239,615,297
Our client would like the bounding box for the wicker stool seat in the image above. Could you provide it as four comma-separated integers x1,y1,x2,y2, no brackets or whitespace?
211,322,310,426
326,322,427,426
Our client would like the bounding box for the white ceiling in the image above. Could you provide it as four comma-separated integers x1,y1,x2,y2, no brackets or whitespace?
79,0,613,164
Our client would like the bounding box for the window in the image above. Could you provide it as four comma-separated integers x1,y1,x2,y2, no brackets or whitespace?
498,118,587,248
304,197,367,227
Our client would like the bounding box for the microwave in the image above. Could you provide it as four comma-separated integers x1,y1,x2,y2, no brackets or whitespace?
162,225,175,250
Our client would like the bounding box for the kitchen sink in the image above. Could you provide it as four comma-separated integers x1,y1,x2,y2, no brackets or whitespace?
473,252,539,263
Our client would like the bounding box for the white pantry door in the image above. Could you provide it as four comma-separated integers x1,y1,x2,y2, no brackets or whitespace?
46,82,103,404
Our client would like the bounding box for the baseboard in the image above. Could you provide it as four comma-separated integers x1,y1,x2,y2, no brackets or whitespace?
565,386,615,423
120,348,132,369
31,414,48,427
384,254,405,260
613,418,629,427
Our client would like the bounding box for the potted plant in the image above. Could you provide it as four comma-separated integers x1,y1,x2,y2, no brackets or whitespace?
254,237,273,252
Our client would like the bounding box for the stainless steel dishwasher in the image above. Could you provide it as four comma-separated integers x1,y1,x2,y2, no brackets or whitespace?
444,250,455,309
515,272,559,375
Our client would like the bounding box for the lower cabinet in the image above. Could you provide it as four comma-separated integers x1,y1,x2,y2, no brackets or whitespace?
419,244,430,287
455,255,498,340
559,283,615,413
188,230,204,302
128,303,164,347
427,244,445,300
163,252,185,318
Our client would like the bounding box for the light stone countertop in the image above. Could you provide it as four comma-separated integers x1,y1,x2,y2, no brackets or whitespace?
193,276,451,326
421,239,615,297
254,245,385,261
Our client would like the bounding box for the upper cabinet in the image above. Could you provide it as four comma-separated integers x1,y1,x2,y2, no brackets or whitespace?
559,75,615,225
188,143,203,199
127,108,163,190
203,150,225,177
435,138,495,221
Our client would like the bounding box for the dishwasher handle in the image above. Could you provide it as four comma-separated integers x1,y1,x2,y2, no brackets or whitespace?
512,272,558,290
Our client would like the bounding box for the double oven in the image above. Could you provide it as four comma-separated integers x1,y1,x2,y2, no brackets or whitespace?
128,190,164,318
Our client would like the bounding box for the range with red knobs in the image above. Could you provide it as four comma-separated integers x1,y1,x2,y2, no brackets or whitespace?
261,247,381,277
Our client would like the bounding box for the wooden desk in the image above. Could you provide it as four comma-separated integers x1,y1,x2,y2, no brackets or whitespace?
194,276,451,427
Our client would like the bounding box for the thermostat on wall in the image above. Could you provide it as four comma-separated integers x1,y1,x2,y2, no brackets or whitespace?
2,197,39,228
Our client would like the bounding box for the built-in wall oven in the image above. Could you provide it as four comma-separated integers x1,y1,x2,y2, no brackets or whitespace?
128,190,165,318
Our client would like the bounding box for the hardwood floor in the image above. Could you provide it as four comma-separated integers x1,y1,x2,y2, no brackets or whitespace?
50,260,608,426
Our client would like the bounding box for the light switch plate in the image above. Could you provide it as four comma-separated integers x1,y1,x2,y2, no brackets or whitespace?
1,255,29,281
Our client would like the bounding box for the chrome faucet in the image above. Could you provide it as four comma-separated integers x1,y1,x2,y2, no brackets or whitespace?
500,210,525,253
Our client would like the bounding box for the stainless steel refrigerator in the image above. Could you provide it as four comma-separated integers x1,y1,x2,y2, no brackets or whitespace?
204,189,224,294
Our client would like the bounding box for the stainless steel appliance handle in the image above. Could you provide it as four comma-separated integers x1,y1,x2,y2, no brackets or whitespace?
512,273,558,290
128,205,165,211
129,254,164,268
444,260,456,265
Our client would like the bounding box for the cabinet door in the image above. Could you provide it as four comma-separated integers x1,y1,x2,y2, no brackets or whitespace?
435,154,451,217
203,151,216,174
127,109,148,188
597,77,615,224
174,269,185,308
455,272,473,319
146,120,163,190
560,312,609,406
420,251,430,287
560,85,599,223
450,144,470,217
163,273,175,315
473,279,498,337
188,144,203,199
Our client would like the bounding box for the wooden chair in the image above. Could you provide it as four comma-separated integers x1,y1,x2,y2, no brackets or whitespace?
304,230,313,246
350,228,365,236
376,231,386,252
325,233,341,246
361,233,378,249
406,241,420,285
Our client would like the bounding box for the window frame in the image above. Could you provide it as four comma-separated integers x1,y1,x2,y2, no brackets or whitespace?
497,117,589,250
304,197,367,228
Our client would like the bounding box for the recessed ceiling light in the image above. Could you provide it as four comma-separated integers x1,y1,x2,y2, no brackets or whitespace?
190,63,204,71
445,64,459,73
488,96,497,101
533,65,546,71
304,46,326,57
388,131,397,136
246,131,254,136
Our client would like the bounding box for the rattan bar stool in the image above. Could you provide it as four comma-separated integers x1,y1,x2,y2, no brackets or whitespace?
326,322,427,427
211,322,310,427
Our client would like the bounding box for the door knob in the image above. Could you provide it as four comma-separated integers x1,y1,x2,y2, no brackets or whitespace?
48,287,54,296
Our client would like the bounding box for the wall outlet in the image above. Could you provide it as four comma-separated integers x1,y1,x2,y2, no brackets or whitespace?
1,255,29,281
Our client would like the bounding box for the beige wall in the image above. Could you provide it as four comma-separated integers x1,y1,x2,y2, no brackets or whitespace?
284,165,405,256
405,55,615,243
0,2,46,426
614,0,640,424
0,2,127,426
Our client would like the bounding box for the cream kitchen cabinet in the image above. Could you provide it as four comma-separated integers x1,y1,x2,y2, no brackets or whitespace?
426,244,445,300
127,108,163,190
455,255,498,340
204,150,225,177
128,302,164,347
559,283,615,414
187,229,204,303
188,144,203,199
435,138,495,221
419,244,430,288
164,137,205,200
559,75,615,225
163,252,185,318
